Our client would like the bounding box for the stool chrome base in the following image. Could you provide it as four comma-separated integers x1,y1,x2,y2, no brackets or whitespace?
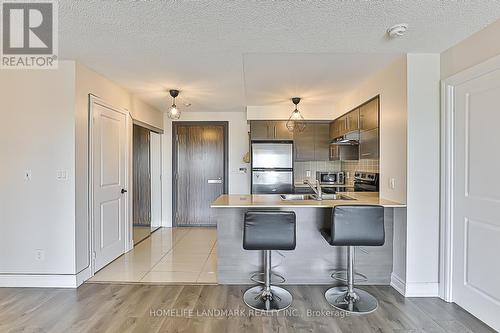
325,286,378,314
243,285,293,312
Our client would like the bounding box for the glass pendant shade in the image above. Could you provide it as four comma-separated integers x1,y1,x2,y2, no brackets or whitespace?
167,89,181,120
286,107,306,132
168,103,181,120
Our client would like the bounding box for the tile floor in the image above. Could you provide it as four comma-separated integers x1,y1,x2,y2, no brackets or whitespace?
89,227,217,284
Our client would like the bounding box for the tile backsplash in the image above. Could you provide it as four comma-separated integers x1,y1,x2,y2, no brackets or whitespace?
294,159,379,185
294,161,342,183
342,159,380,186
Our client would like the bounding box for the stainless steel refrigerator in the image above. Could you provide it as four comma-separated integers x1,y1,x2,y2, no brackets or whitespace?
251,142,294,194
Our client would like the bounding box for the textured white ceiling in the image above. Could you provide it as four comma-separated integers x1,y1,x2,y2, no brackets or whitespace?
59,1,500,112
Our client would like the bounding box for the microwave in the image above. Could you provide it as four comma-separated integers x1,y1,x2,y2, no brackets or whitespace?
316,171,345,185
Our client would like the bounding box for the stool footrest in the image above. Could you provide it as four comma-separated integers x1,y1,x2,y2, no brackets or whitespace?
250,272,286,285
331,270,368,283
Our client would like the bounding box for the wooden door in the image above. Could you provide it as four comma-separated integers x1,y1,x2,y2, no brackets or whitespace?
133,125,151,228
92,100,127,271
133,125,151,245
175,123,226,226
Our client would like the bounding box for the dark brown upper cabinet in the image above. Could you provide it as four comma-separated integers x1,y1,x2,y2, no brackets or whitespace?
359,98,379,131
250,121,293,141
329,109,359,139
294,123,330,161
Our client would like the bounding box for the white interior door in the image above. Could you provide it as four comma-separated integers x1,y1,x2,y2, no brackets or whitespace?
92,100,128,272
150,132,162,229
452,67,500,331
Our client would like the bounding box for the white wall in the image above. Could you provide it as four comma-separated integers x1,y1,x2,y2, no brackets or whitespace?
405,54,441,295
0,62,77,274
441,19,500,79
131,96,164,130
337,56,408,204
74,62,134,272
0,61,162,286
162,111,250,227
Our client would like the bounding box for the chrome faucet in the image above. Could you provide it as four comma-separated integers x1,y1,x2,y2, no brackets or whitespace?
304,179,322,200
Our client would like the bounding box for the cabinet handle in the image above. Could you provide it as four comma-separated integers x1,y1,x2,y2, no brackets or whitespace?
274,126,277,138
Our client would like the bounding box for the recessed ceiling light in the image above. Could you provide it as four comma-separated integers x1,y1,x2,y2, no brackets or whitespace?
387,24,408,38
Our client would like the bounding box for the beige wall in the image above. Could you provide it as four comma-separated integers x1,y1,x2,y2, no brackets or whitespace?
441,19,500,79
74,63,135,272
405,54,441,293
0,61,162,284
337,56,408,204
74,63,162,271
0,62,77,275
131,96,163,130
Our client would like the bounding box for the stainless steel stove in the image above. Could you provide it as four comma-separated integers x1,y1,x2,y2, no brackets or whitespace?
353,171,379,192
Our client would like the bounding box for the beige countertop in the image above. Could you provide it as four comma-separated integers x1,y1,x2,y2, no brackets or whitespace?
211,192,406,208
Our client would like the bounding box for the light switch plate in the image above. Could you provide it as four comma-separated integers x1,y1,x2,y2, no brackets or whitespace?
389,178,396,189
35,249,45,261
24,169,32,181
306,170,311,177
56,170,68,180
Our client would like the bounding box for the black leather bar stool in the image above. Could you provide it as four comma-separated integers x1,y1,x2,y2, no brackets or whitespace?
243,211,296,312
321,205,384,314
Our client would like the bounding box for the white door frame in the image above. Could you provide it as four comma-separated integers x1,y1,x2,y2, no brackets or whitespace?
88,95,132,276
440,53,500,302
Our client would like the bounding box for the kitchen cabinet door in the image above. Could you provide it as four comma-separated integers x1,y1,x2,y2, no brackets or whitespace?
347,108,360,132
329,120,338,139
273,121,294,140
329,145,340,161
250,121,271,140
359,128,379,159
359,98,379,131
294,124,315,161
314,123,330,161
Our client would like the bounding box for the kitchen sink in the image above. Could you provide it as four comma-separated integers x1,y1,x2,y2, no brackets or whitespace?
321,194,355,200
280,193,355,201
280,194,318,200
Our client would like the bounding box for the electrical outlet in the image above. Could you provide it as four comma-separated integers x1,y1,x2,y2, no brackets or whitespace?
24,169,32,181
389,178,396,190
56,170,68,180
35,249,45,261
306,170,311,178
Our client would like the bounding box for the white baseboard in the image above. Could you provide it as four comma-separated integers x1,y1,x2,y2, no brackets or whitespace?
405,282,439,297
390,273,439,298
0,267,91,288
390,273,406,295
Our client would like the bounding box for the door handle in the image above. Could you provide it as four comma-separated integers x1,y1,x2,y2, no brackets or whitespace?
121,189,128,194
207,178,223,184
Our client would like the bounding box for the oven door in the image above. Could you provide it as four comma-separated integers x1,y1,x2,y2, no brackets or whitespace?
354,182,378,192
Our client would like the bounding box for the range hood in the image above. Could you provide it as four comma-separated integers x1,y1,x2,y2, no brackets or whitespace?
330,131,359,146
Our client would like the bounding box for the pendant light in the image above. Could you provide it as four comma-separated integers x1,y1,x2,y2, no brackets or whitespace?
286,97,306,132
167,89,181,120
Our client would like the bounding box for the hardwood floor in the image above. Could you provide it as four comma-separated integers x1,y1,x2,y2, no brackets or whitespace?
0,284,494,333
